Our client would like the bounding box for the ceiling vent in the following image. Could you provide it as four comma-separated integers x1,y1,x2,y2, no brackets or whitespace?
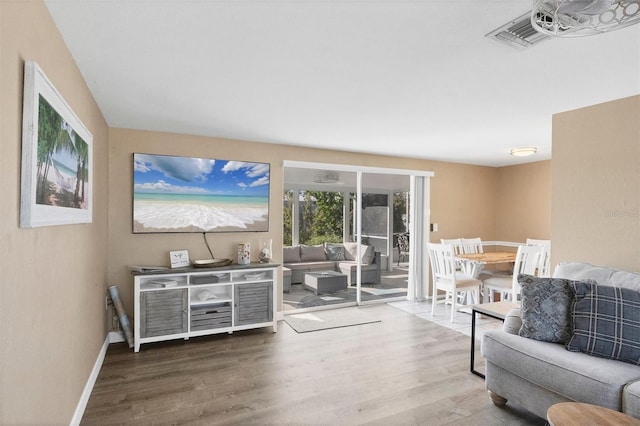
486,11,550,49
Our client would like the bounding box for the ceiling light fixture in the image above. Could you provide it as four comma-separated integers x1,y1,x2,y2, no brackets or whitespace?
531,0,640,37
510,146,538,157
313,171,340,183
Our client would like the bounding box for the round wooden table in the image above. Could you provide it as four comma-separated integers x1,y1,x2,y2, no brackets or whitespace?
547,402,640,426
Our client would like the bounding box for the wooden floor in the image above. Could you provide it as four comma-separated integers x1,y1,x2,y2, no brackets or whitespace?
81,304,545,425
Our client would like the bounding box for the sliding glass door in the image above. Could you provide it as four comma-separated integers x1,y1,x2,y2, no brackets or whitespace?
282,162,432,313
282,168,357,311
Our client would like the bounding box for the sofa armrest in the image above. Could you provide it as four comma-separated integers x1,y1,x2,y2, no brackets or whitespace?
623,380,640,420
502,308,522,335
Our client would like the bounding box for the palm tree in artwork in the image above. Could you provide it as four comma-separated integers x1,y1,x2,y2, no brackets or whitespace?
36,96,78,205
73,138,89,207
36,97,62,203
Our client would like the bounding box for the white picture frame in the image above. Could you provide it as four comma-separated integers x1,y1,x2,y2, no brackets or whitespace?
20,61,93,228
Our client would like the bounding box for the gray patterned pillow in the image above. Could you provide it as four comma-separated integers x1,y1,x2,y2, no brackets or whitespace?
517,274,577,343
325,244,346,261
567,282,640,365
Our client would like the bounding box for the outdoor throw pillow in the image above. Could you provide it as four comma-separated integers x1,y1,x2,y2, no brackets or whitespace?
343,242,358,261
567,282,640,365
324,244,346,261
343,242,375,264
517,274,577,344
283,246,301,263
300,244,327,262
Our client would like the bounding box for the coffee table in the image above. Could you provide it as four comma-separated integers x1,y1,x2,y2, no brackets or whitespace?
470,301,519,378
547,402,640,426
303,271,348,295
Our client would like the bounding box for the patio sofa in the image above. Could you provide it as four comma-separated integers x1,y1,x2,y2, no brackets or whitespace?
481,262,640,420
283,242,381,286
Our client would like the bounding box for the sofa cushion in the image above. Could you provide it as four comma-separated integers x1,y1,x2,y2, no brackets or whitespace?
482,330,640,412
343,242,375,264
337,261,378,272
283,246,301,263
284,261,335,272
361,245,375,264
567,282,640,365
517,275,576,344
300,244,327,262
343,242,358,261
324,243,346,261
337,260,380,285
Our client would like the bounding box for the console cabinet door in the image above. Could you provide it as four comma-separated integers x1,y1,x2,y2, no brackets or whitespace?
140,289,188,338
234,282,273,326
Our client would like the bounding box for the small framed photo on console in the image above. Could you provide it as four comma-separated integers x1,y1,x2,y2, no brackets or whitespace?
169,250,190,268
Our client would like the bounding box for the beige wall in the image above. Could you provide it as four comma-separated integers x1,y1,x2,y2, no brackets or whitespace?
0,2,554,423
108,128,502,314
429,162,499,241
495,160,551,243
0,1,109,424
552,95,640,271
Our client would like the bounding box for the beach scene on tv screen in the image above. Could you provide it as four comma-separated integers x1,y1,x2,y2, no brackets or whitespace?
133,153,270,233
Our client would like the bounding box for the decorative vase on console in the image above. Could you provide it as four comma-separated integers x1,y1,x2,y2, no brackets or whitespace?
237,242,251,265
259,239,272,263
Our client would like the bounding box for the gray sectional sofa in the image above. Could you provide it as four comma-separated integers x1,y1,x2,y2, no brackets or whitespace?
482,262,640,420
283,242,381,286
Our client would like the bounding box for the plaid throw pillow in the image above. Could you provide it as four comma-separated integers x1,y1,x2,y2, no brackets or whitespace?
567,282,640,365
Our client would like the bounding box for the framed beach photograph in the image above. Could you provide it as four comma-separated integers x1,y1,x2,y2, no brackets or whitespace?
20,61,93,227
133,153,270,233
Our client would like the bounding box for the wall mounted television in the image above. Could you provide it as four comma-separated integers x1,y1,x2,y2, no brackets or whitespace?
133,153,270,233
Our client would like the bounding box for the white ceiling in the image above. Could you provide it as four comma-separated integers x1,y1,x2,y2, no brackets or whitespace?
45,0,640,167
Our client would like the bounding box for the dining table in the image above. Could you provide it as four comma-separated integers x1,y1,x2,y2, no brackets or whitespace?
456,251,517,279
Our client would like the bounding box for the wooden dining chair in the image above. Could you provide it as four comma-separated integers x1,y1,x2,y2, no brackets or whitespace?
461,237,484,254
440,238,464,256
428,243,481,322
441,238,470,303
526,238,551,277
482,244,544,303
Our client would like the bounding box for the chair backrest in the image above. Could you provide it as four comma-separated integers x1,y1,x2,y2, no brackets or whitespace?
397,233,410,253
526,238,550,246
511,244,545,299
427,243,457,283
526,238,551,277
461,237,484,254
440,238,464,256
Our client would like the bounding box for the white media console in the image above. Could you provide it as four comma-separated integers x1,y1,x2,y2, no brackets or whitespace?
133,263,278,352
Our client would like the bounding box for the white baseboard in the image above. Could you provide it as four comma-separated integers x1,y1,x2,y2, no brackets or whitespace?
70,334,111,426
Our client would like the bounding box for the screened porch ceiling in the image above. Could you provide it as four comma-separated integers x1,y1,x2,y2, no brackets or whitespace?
283,167,411,193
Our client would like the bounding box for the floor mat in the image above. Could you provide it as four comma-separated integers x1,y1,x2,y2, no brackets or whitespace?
284,307,381,333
